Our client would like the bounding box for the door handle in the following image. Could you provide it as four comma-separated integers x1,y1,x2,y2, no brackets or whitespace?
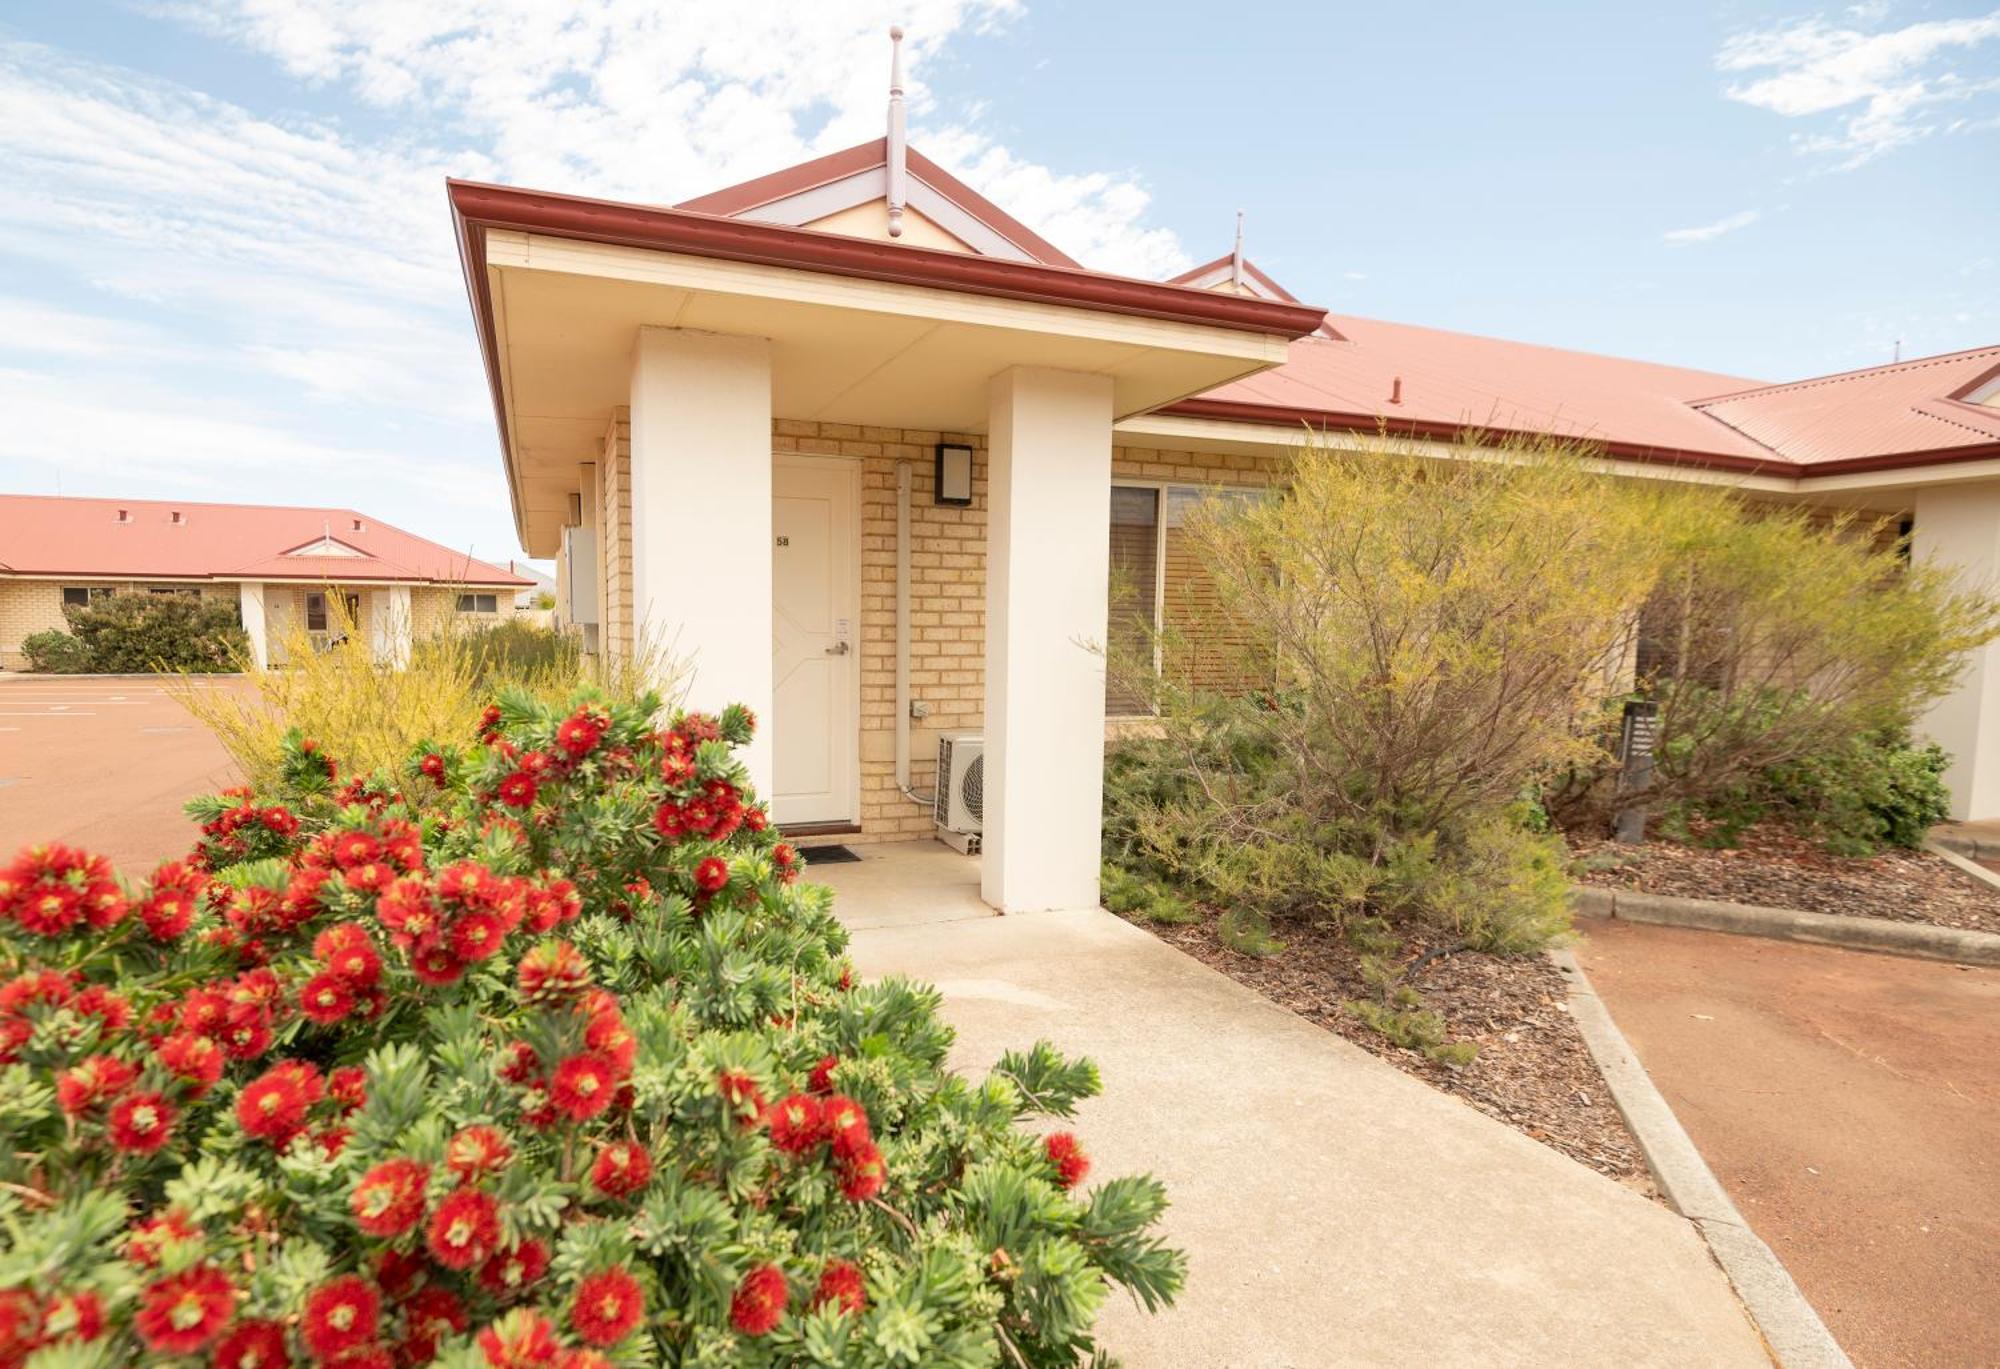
824,641,851,655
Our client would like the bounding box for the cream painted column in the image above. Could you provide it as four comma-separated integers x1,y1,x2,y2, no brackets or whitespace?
369,585,413,668
982,367,1115,912
630,327,775,794
238,582,269,671
1914,481,2000,820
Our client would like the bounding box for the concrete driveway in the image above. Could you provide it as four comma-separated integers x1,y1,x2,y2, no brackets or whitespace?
822,843,1768,1369
0,674,240,870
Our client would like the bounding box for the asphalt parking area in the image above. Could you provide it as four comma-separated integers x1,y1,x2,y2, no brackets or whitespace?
0,674,244,873
1578,919,2000,1369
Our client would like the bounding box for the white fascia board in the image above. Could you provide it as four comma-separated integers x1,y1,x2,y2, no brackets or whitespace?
725,166,1040,264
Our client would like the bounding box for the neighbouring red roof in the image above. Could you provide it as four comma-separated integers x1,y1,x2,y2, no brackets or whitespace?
0,495,531,586
1691,346,2000,474
674,138,1082,268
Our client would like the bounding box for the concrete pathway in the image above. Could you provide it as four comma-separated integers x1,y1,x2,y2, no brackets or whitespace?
821,843,1769,1369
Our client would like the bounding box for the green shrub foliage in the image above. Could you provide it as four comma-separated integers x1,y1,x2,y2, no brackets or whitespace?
0,689,1182,1366
29,593,248,673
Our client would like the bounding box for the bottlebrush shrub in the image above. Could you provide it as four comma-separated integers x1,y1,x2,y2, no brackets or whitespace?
0,688,1184,1368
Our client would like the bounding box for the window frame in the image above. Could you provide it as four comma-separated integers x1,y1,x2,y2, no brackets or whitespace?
456,592,498,614
305,592,328,633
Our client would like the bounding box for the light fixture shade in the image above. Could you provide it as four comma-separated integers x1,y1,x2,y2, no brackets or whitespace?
934,442,974,506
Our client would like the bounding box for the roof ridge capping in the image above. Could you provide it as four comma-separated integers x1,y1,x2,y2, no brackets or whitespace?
447,178,1328,340
1692,342,2000,407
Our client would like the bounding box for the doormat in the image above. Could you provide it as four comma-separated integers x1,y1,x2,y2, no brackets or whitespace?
798,844,862,864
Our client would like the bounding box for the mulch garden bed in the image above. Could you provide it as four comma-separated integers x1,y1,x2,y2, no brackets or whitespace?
1131,912,1655,1193
1570,822,2000,936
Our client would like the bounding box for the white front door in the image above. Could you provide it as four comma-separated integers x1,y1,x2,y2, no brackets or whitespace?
771,456,859,826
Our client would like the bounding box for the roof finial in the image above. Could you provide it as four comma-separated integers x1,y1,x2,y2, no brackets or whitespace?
1231,209,1245,290
886,26,908,238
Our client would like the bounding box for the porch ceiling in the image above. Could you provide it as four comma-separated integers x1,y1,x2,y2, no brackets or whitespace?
480,231,1303,555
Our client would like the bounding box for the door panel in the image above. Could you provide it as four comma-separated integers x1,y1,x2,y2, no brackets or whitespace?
771,458,859,825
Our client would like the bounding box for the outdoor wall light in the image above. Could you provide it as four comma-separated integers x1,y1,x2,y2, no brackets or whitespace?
934,443,974,506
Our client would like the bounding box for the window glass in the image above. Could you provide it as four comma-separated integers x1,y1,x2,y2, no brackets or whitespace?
457,593,497,613
61,587,89,608
1106,487,1161,714
306,593,327,632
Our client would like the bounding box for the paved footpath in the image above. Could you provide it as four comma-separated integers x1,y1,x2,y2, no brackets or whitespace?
1580,919,2000,1369
0,675,242,870
825,844,1770,1369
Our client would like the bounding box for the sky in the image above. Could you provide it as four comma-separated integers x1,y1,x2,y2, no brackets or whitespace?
0,1,1995,571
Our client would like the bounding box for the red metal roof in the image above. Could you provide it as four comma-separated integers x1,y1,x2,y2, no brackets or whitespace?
1172,317,1783,470
0,495,530,586
1691,346,2000,474
673,138,1082,269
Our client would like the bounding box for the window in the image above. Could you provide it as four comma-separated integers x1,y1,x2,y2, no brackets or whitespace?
146,586,200,598
1106,487,1160,714
1105,481,1274,713
306,592,328,632
457,593,498,614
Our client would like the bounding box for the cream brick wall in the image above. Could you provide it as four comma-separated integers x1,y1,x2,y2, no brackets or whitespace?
0,578,230,670
599,410,634,667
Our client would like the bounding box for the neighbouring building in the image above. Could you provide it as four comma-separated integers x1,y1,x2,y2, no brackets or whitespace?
0,495,532,670
449,34,2000,913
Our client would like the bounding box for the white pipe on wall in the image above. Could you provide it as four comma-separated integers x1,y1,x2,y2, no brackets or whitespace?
895,461,917,801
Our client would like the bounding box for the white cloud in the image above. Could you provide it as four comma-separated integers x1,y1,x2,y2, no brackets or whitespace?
153,0,1182,274
1718,9,2000,167
1663,208,1762,246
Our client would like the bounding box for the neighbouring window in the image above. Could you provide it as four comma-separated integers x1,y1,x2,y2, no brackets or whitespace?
306,592,329,633
457,593,498,614
146,586,201,598
60,586,114,608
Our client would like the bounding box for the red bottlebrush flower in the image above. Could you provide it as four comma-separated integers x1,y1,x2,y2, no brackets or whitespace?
836,1140,886,1202
765,1094,825,1155
0,1285,39,1359
497,772,538,809
588,1140,653,1199
728,1264,788,1338
342,862,394,894
743,806,769,833
569,1267,644,1347
41,1289,105,1343
550,1052,618,1121
376,876,442,944
693,857,730,893
555,716,599,758
425,1187,501,1270
329,831,382,870
717,1069,764,1125
811,1259,867,1317
446,1124,514,1180
479,704,504,730
477,1238,550,1299
582,1010,636,1078
236,1062,317,1144
1044,1131,1090,1190
658,750,694,786
261,806,300,836
350,1158,430,1237
126,1208,199,1268
517,941,591,1004
555,1352,614,1369
497,1040,541,1084
72,984,130,1032
219,1006,274,1062
155,1032,225,1097
518,750,554,779
475,1310,560,1369
649,802,686,839
299,972,355,1026
821,1095,871,1157
329,1066,368,1112
301,1275,380,1361
419,752,448,784
409,941,466,986
399,1286,467,1362
56,1053,137,1114
373,1249,426,1301
807,1055,839,1095
324,939,382,989
449,910,505,962
319,1347,391,1369
133,1263,235,1355
213,1318,291,1369
108,1091,176,1154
